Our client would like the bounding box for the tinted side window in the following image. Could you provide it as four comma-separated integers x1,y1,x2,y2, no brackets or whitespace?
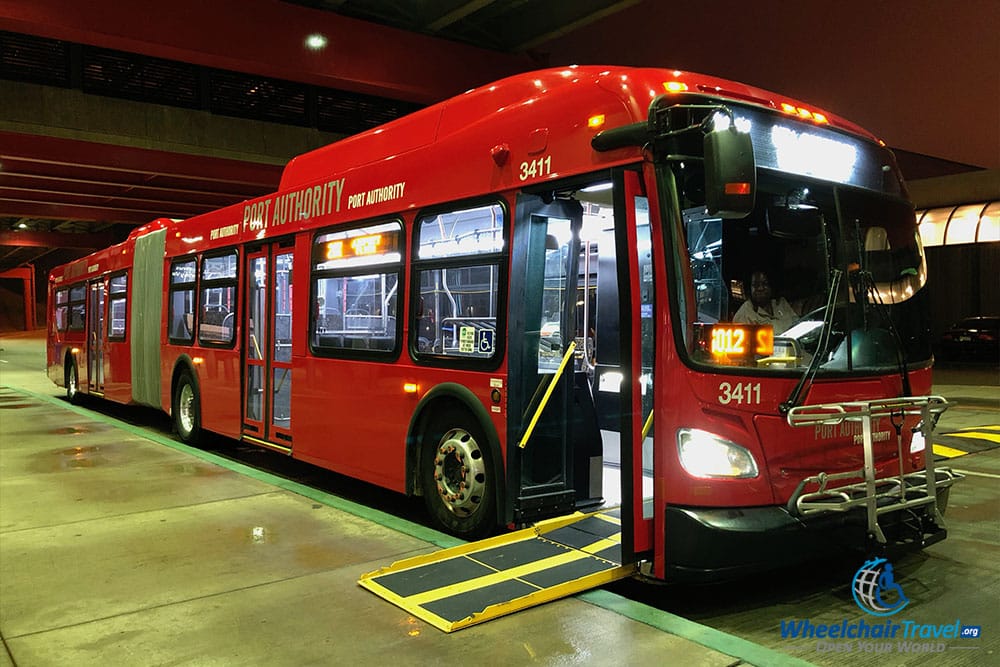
169,259,196,344
108,273,128,340
198,252,238,346
412,203,505,364
311,221,403,356
68,284,86,332
54,288,69,332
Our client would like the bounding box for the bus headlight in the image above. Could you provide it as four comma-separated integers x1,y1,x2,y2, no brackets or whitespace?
677,428,759,478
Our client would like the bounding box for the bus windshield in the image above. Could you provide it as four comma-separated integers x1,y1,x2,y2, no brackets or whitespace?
674,167,931,375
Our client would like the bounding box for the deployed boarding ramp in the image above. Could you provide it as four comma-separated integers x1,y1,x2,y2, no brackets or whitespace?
358,509,633,632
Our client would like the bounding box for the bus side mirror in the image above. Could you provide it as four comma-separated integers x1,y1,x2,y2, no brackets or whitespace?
704,127,755,219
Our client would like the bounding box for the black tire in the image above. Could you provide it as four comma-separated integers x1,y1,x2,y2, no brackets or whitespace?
420,410,498,538
65,359,81,404
173,370,202,445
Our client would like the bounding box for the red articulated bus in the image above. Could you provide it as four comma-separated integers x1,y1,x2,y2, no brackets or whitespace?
47,66,961,580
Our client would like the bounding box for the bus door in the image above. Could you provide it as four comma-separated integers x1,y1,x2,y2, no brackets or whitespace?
508,194,603,523
617,168,656,560
243,243,295,450
87,278,106,394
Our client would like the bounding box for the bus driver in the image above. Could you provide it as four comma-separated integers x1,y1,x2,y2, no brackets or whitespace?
734,270,799,334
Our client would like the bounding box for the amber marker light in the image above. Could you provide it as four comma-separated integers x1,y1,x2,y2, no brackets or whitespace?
403,382,419,394
780,101,829,124
192,357,204,365
663,81,689,93
587,114,606,129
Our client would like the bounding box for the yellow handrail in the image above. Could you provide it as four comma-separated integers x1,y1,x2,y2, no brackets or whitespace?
518,341,576,449
641,410,654,440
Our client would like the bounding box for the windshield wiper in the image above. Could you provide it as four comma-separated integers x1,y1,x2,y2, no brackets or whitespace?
780,268,842,415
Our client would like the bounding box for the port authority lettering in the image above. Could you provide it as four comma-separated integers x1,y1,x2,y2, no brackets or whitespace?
242,178,346,233
813,418,892,444
347,181,406,210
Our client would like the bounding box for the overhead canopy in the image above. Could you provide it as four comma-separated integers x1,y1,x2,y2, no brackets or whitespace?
917,201,999,247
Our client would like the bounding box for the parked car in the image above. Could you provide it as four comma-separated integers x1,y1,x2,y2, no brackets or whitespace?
939,316,1000,361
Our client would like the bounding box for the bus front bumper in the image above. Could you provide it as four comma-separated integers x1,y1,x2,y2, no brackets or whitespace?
661,487,952,582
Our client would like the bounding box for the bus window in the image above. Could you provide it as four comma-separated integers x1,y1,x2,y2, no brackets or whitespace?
413,203,505,361
311,221,402,355
169,258,196,344
108,273,128,340
198,251,237,346
54,288,69,332
68,284,86,332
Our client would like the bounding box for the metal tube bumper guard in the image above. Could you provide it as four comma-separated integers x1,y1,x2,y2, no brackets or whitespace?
786,395,963,546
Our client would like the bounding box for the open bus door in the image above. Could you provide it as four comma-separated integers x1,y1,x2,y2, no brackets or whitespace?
242,241,295,451
358,171,654,631
507,168,655,562
617,167,656,562
507,193,600,524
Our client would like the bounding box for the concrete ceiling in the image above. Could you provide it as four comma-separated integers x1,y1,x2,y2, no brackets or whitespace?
283,0,642,53
0,0,992,278
2,0,644,275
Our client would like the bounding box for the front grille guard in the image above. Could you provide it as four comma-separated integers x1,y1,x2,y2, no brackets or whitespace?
786,395,963,545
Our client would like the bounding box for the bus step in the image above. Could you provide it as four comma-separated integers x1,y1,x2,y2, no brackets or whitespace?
357,509,635,632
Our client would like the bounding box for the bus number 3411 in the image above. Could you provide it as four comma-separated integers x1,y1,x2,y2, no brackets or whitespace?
519,155,552,181
718,381,762,405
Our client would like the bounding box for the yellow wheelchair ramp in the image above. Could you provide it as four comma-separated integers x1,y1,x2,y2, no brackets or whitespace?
358,509,635,632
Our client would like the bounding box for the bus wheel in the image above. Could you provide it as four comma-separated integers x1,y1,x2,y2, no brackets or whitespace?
421,412,496,538
65,360,80,404
174,371,202,445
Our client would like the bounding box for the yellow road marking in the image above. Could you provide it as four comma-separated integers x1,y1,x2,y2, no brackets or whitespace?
947,431,1000,444
932,444,967,459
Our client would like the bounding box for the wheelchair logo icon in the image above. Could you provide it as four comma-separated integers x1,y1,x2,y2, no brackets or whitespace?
477,329,495,355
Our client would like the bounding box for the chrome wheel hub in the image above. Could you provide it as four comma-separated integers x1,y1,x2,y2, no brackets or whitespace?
433,428,487,517
178,384,195,433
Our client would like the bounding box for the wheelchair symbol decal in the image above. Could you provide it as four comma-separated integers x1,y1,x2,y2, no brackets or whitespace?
477,329,495,355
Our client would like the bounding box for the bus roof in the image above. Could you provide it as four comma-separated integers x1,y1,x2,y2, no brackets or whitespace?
279,65,876,191
50,65,884,280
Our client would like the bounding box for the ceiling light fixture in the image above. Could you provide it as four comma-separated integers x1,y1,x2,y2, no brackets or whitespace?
305,34,328,51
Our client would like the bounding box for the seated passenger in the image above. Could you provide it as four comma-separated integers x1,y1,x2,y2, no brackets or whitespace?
733,270,798,333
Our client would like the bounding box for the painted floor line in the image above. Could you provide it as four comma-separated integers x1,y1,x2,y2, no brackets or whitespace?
951,469,1000,480
12,384,813,667
933,444,968,459
946,431,1000,444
